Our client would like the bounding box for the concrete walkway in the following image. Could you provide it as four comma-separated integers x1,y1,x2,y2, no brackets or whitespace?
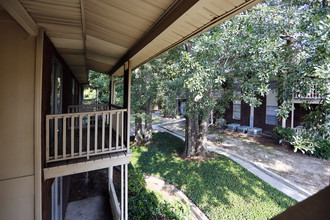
65,196,111,220
153,122,310,202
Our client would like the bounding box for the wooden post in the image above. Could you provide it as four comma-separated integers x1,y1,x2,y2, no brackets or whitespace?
121,164,124,220
282,117,286,128
110,75,114,107
34,28,44,220
123,61,131,152
125,163,128,220
108,166,113,192
291,103,294,128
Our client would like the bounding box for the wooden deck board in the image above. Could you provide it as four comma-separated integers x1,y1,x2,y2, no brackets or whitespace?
43,151,131,180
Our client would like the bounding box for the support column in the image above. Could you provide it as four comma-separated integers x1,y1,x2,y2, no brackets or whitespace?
249,105,254,128
123,61,131,152
110,75,114,107
125,164,128,220
120,164,129,220
108,166,113,193
291,103,294,128
34,28,44,220
282,117,286,128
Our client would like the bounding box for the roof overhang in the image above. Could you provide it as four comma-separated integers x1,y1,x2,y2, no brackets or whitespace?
1,0,263,83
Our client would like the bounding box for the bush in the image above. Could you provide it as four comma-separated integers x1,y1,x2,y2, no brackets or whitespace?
274,126,295,141
290,130,330,160
308,138,330,160
128,165,191,219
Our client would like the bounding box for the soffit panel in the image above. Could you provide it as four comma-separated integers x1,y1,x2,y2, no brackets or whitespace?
17,0,261,82
128,0,263,75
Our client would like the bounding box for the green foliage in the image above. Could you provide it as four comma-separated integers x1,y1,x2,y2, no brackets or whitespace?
131,132,297,219
128,165,191,219
291,130,330,159
274,126,296,141
114,77,124,106
88,70,109,104
311,138,330,160
291,131,315,154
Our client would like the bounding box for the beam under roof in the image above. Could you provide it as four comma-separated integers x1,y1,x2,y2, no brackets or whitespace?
108,0,199,76
0,0,37,36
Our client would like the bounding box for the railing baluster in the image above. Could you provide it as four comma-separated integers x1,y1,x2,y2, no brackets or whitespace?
87,113,90,159
71,116,74,157
102,112,105,152
95,113,98,152
79,115,82,156
63,117,66,159
46,117,50,162
109,112,112,151
54,117,58,160
46,109,127,164
116,112,119,150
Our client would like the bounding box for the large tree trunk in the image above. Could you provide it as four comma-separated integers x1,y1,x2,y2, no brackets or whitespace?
134,115,143,143
196,116,208,156
184,115,207,157
144,99,152,142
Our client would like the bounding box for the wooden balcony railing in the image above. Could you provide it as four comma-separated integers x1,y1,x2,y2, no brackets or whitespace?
68,104,109,113
293,84,322,100
46,109,127,164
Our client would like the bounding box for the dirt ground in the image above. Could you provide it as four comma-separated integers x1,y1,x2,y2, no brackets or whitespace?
160,121,330,195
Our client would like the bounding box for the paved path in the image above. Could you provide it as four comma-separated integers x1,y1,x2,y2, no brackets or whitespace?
153,122,311,202
65,196,111,220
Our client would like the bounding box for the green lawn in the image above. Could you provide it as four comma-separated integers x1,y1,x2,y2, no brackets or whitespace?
130,132,297,220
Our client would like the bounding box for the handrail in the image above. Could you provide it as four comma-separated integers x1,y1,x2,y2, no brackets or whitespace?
47,109,127,119
293,84,322,100
46,109,127,164
68,104,109,113
110,104,124,109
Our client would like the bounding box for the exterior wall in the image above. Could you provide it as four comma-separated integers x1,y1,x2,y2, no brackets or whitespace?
42,33,81,220
285,104,316,128
224,96,279,132
254,96,279,132
225,98,317,131
224,101,250,126
0,10,36,220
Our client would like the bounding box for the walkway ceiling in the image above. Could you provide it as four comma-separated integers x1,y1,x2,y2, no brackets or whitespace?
1,0,262,83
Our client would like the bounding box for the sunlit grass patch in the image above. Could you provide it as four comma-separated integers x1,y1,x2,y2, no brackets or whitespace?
131,132,297,219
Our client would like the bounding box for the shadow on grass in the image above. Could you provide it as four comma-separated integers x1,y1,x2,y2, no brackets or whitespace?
130,132,297,219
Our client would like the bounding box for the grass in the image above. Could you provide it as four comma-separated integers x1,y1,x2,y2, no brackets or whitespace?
130,132,297,220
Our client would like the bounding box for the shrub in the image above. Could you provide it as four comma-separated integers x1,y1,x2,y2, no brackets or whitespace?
128,165,191,219
290,130,330,160
308,138,330,160
274,126,295,141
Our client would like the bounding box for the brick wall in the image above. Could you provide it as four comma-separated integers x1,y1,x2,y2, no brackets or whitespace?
225,98,315,131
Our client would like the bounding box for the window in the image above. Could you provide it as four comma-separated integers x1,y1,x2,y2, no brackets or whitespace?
233,100,241,120
266,106,277,125
266,90,278,125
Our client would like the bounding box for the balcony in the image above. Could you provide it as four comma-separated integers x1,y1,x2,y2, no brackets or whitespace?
293,84,322,104
44,104,131,179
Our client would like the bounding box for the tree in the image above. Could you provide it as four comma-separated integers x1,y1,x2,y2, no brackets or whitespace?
88,70,110,104
131,59,162,143
160,0,329,157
